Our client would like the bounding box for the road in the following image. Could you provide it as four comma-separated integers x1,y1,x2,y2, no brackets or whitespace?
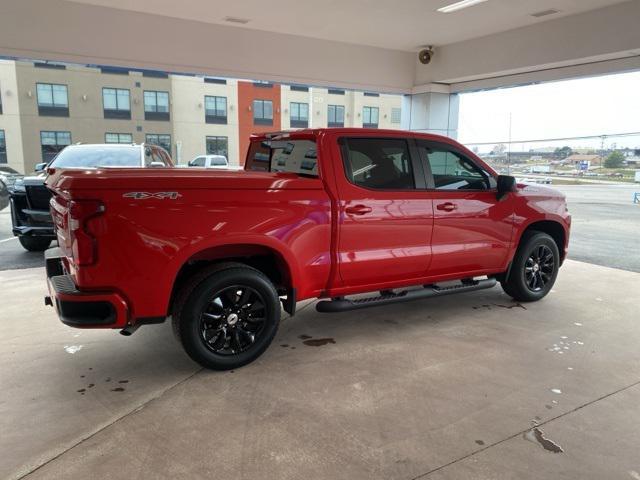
555,184,640,273
1,183,639,272
0,208,48,271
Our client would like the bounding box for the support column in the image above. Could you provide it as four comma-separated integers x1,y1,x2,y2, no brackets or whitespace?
401,84,459,139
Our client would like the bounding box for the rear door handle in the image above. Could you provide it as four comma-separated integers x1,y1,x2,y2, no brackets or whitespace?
436,202,457,212
345,204,372,215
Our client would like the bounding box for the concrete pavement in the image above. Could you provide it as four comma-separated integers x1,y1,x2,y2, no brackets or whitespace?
2,260,640,479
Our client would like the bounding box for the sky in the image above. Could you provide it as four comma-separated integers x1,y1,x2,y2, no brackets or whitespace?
458,70,640,153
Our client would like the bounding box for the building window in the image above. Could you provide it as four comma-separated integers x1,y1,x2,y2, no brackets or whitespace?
36,83,69,117
105,133,133,144
40,131,71,162
290,84,309,92
142,70,168,78
391,107,402,124
0,130,6,164
290,102,309,128
146,134,172,153
328,89,345,95
144,90,170,121
253,99,273,126
206,136,228,159
103,88,131,119
362,106,379,128
204,78,227,84
328,105,345,128
205,96,227,124
34,62,66,70
100,66,129,75
364,92,380,97
0,90,3,114
253,81,273,88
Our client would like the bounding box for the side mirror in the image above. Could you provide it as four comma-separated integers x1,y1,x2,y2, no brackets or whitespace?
496,175,516,200
187,160,195,167
34,162,48,172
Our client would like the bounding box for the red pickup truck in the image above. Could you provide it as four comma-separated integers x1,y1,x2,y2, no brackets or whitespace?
44,129,570,370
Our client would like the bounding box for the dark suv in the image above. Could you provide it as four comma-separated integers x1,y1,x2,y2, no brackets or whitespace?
10,143,173,251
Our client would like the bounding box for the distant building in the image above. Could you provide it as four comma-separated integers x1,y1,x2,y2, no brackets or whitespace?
565,154,600,166
0,59,172,173
0,59,403,172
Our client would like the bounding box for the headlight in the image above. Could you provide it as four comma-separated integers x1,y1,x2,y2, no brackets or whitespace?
10,178,25,193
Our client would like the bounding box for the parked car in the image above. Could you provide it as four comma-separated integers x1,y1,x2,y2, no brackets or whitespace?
188,155,229,169
10,143,173,251
0,165,23,190
44,129,571,370
0,179,9,211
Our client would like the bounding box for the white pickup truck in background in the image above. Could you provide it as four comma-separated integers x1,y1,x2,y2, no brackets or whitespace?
187,155,241,170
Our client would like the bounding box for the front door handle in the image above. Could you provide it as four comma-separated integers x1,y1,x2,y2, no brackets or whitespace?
345,204,372,215
436,202,457,212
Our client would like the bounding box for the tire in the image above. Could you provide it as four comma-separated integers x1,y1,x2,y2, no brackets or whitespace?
18,236,51,252
172,263,281,370
500,231,560,302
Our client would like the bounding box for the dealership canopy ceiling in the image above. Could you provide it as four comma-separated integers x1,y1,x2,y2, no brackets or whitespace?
66,0,628,51
0,0,639,93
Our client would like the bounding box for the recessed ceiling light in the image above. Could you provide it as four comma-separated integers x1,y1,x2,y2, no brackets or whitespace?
530,9,560,18
437,0,489,14
223,16,250,24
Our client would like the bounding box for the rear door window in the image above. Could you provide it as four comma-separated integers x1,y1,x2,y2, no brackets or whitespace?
342,138,415,190
246,139,318,177
210,157,227,166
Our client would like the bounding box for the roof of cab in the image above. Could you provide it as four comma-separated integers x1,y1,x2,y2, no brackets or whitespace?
250,128,458,144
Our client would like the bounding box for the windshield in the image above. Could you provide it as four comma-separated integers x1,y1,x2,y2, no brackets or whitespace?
51,146,140,168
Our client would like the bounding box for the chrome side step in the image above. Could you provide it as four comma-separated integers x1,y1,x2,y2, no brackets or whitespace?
315,278,497,313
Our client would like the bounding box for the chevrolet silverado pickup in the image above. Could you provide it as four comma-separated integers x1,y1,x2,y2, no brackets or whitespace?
44,129,571,370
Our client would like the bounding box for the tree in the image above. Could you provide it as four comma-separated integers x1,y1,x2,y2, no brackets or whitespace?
492,144,506,155
604,151,625,169
554,146,572,159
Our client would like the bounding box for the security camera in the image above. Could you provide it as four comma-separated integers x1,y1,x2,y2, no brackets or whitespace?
418,46,434,65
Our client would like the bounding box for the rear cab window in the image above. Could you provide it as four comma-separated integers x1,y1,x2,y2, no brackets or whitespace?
246,137,318,177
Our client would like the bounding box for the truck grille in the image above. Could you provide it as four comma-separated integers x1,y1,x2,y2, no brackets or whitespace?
26,184,52,210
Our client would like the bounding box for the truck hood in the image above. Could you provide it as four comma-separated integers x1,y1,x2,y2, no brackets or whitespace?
516,182,566,200
45,168,323,193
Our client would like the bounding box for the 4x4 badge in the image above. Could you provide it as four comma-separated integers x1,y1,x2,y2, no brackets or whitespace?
123,192,182,200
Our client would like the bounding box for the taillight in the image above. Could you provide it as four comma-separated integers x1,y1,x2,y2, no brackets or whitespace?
68,200,105,267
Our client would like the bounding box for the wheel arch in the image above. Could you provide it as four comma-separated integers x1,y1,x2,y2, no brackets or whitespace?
517,220,567,262
165,241,299,316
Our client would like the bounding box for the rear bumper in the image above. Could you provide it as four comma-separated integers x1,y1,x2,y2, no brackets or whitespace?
44,247,130,329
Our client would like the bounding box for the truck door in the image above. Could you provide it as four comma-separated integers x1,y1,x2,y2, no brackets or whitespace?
335,136,434,287
416,140,514,277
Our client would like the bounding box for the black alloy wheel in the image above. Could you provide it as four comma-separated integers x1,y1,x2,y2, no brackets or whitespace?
200,285,267,355
173,263,281,370
500,231,560,302
524,245,555,292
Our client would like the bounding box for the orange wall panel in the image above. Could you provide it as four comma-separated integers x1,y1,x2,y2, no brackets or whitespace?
238,81,281,164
